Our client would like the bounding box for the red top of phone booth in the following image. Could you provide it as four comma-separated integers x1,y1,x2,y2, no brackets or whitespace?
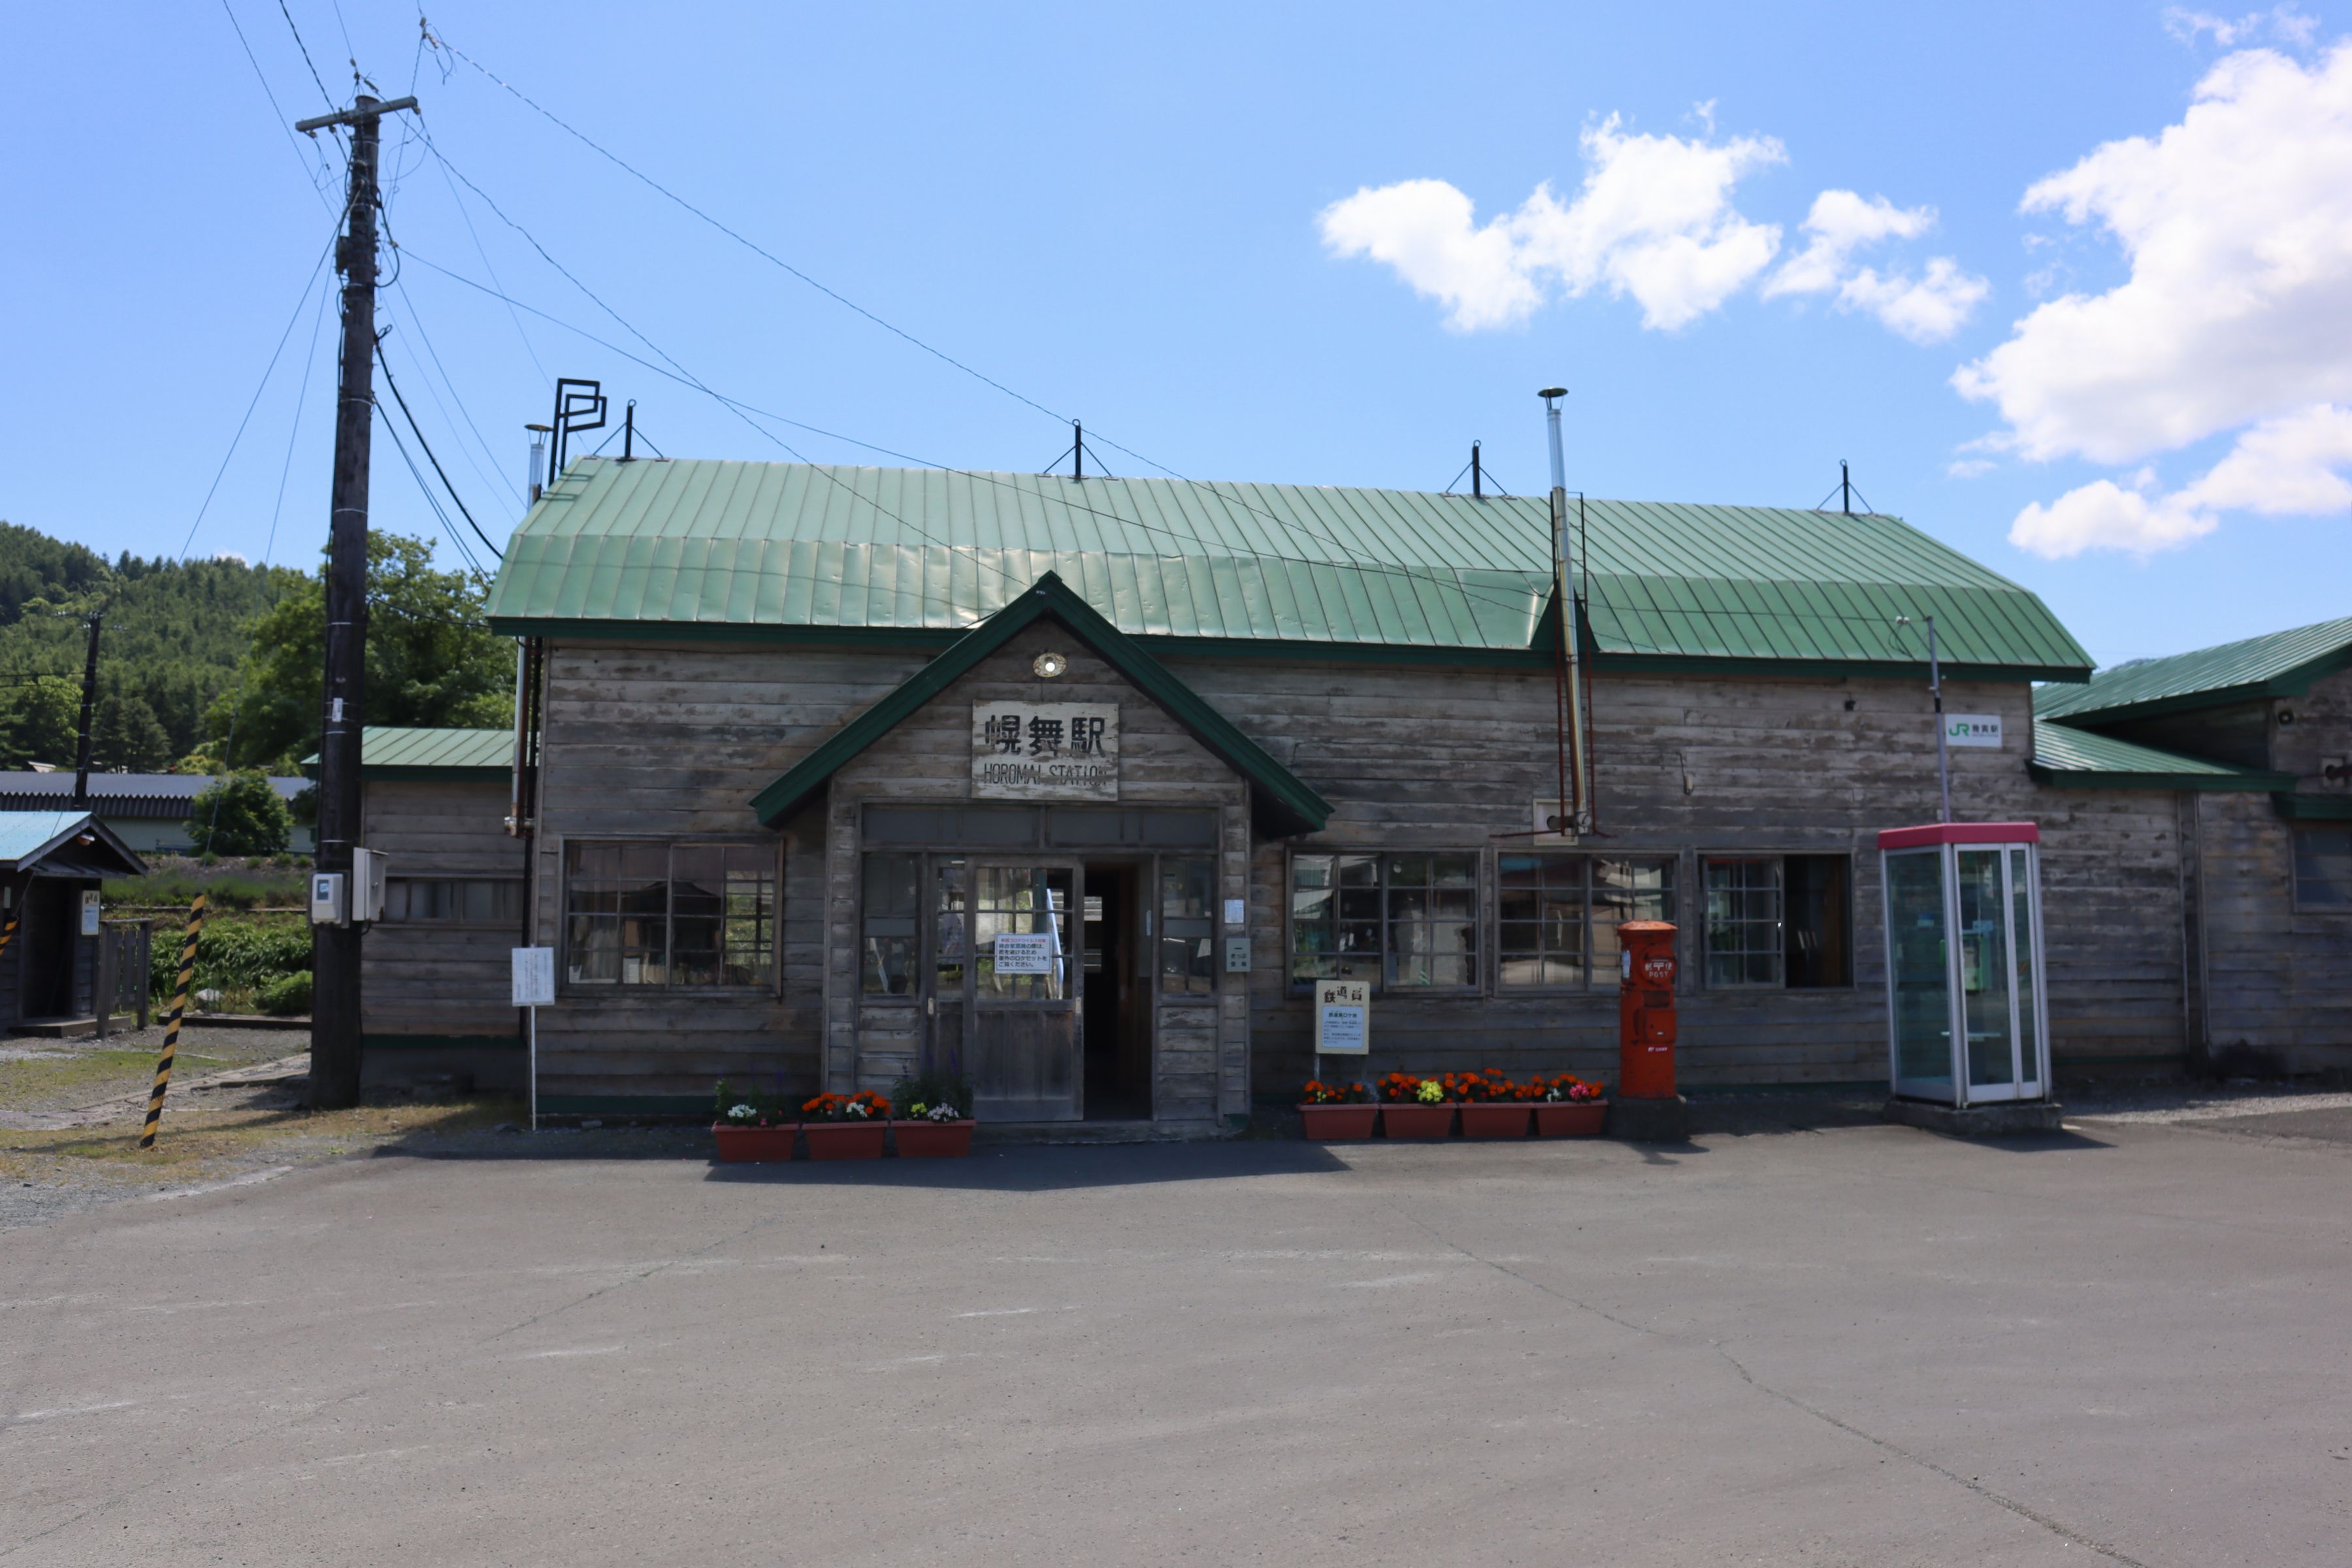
1876,821,2040,850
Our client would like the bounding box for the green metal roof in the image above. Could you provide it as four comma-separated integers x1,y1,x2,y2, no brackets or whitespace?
482,459,2090,678
750,572,1333,835
2034,615,2352,725
2028,723,2293,791
302,728,512,779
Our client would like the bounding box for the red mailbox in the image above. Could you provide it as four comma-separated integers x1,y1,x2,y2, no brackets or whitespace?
1616,921,1678,1100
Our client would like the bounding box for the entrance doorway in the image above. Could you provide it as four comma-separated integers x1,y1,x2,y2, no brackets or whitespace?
1082,862,1152,1119
20,881,76,1019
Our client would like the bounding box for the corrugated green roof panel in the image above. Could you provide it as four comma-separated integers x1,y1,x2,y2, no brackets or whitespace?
2029,723,2292,790
482,459,2091,674
2036,615,2352,723
360,727,512,774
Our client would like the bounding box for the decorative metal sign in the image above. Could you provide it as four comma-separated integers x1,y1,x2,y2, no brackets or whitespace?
1944,714,2004,749
972,702,1120,800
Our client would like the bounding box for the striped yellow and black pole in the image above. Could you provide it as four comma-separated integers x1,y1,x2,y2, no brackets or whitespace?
0,911,18,966
137,892,206,1150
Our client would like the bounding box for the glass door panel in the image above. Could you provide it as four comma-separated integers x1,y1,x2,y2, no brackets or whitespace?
969,864,1082,1120
1886,851,1955,1099
2010,848,2042,1093
1957,848,2017,1098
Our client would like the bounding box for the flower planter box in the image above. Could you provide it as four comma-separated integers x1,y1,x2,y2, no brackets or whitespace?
1458,1103,1532,1139
802,1121,888,1160
1298,1104,1379,1141
712,1123,800,1163
1380,1103,1457,1139
1533,1101,1608,1137
891,1119,975,1158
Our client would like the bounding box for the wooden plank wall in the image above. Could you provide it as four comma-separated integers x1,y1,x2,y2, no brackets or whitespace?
2195,669,2352,1072
361,779,525,1042
828,624,1250,1126
1159,655,2192,1094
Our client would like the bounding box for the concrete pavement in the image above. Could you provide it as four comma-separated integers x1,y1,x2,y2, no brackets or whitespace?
3,1115,2347,1565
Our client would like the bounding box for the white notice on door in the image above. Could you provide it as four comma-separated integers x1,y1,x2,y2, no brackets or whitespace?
1315,979,1369,1056
1944,714,2003,748
993,932,1057,974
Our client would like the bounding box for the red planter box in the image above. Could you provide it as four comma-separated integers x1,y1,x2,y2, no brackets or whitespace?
1380,1103,1457,1139
1298,1103,1378,1141
1533,1101,1608,1137
802,1121,888,1160
1458,1103,1532,1139
712,1122,799,1162
891,1119,975,1157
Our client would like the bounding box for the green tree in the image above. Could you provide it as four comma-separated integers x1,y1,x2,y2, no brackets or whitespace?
0,676,78,769
185,770,293,856
93,683,172,772
206,531,513,772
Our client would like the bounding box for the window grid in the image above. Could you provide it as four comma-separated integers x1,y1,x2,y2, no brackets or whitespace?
383,878,523,925
1290,852,1478,992
1497,855,1676,990
564,841,776,988
1160,857,1216,995
1705,857,1785,987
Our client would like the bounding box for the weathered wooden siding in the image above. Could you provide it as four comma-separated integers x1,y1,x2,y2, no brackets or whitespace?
1157,656,2191,1094
360,779,524,1044
2191,668,2352,1071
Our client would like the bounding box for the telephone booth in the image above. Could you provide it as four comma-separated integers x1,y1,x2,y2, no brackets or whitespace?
1878,823,2050,1107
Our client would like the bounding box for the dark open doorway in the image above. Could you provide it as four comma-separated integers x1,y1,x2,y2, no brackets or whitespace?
1082,862,1152,1119
20,881,76,1019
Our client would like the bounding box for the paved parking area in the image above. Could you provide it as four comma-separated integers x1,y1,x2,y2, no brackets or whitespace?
3,1109,2347,1566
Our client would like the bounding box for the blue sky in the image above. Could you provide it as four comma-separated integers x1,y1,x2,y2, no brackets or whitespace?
5,2,2349,667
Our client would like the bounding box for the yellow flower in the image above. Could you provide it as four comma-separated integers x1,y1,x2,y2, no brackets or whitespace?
1416,1081,1444,1104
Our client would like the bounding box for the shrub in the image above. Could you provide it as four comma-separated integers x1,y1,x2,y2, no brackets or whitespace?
184,771,293,857
256,971,312,1016
150,915,311,1005
888,1069,974,1122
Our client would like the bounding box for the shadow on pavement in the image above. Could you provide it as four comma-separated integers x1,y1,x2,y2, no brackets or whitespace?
703,1138,1354,1192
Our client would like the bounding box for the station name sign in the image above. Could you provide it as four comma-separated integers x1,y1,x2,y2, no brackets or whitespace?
972,701,1120,801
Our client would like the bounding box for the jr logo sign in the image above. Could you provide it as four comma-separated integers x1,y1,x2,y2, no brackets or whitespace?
1944,715,2003,749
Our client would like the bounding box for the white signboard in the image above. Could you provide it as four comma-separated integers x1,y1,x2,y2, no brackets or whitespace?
510,947,556,1007
1222,898,1245,926
973,702,1120,801
992,932,1058,975
1945,714,2004,749
1315,979,1369,1056
80,890,101,936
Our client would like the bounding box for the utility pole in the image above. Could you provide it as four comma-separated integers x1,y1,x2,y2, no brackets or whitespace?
71,613,100,808
298,91,417,1109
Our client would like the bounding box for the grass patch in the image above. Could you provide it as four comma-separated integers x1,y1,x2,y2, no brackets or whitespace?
104,855,312,914
0,1100,522,1189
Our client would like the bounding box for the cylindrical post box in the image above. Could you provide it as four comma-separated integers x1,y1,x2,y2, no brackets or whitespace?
1616,921,1678,1100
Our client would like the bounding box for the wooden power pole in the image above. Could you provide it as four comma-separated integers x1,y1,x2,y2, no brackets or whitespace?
297,92,417,1109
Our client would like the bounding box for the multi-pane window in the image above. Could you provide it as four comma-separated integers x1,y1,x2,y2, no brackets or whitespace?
1290,852,1477,990
972,864,1075,1001
1705,857,1786,987
861,853,920,995
1160,857,1216,994
2293,826,2352,909
383,878,523,925
564,841,775,987
1498,856,1676,987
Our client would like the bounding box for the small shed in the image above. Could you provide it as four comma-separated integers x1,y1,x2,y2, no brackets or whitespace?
1,810,147,1030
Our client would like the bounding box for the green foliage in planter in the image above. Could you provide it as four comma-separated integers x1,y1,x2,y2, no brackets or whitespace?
888,1068,975,1121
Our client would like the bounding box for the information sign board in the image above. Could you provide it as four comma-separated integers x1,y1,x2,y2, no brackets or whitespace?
1315,979,1369,1056
993,932,1058,974
511,947,556,1007
972,702,1120,800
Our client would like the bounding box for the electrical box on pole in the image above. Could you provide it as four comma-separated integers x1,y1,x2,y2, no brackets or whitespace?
297,91,417,1109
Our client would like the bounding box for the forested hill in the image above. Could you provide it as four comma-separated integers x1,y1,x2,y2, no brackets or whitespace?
0,521,304,771
0,519,512,775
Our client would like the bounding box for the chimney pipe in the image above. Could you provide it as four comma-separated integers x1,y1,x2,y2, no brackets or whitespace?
1471,441,1483,500
1538,386,1591,834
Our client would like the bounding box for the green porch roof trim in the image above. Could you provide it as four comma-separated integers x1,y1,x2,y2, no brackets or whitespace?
483,458,2089,677
748,571,1333,834
303,727,512,780
2034,614,2352,725
2028,722,2293,791
2273,792,2352,822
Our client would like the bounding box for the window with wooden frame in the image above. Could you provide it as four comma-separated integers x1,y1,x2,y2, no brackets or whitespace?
1497,855,1676,988
1702,854,1850,988
563,841,776,988
1159,857,1216,995
382,877,523,926
861,852,921,995
1290,851,1478,991
2293,826,2352,909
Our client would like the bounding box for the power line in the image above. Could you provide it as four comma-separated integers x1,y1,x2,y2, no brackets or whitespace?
276,0,338,112
378,346,503,560
218,0,340,201
387,278,521,502
380,410,485,576
179,225,342,561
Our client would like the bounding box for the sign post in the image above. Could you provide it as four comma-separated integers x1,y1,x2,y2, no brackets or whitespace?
1313,978,1369,1085
510,947,555,1130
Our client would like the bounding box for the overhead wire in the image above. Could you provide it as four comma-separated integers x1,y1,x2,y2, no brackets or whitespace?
218,0,341,201
381,410,485,576
387,276,521,501
378,344,504,560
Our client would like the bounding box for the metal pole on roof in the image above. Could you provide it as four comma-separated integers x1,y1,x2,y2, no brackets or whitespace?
1541,387,1591,834
1896,615,1953,823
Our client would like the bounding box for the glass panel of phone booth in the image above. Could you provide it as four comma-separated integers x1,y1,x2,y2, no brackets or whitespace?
1957,849,2019,1096
1885,850,1955,1100
2010,847,2043,1094
968,864,1082,1121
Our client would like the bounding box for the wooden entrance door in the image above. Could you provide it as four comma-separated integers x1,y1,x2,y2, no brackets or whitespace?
961,861,1082,1121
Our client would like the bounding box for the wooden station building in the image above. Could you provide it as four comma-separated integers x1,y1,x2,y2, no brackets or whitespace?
345,457,2349,1125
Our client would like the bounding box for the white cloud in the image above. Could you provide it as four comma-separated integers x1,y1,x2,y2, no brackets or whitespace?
2164,6,2317,48
1763,191,1989,342
1957,42,2352,554
1318,115,1786,333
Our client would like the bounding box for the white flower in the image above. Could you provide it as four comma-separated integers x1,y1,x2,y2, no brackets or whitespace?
727,1103,757,1122
929,1103,960,1122
847,1102,869,1118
